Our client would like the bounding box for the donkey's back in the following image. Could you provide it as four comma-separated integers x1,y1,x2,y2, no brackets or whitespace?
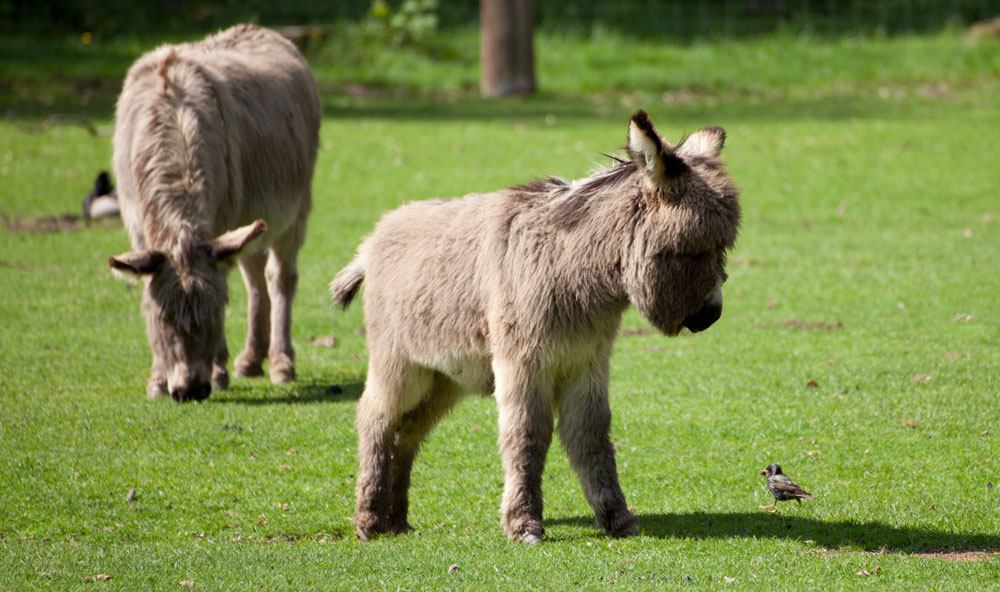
332,194,498,383
115,24,320,242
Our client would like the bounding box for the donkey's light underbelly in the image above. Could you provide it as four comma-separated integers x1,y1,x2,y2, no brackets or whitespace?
413,351,495,394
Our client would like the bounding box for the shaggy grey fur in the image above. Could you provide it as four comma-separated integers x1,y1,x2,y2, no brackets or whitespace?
331,110,740,542
109,24,320,402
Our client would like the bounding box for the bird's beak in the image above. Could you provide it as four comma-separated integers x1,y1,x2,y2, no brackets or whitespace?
759,469,766,475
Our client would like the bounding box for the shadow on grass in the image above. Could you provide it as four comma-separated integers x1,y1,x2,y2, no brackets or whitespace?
320,93,942,124
2,76,951,126
210,381,364,406
548,511,1000,552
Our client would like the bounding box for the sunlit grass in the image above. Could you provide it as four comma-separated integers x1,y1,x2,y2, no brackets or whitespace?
1,28,999,591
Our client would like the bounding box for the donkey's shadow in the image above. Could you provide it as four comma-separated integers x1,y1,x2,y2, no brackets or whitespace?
548,511,1000,553
211,381,364,405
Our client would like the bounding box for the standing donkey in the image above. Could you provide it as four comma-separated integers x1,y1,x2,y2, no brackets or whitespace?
331,111,741,542
109,25,320,402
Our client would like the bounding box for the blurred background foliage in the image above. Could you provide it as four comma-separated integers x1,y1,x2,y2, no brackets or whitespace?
2,0,997,39
1,0,997,119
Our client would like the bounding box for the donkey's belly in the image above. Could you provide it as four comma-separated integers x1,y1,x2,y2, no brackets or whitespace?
415,352,495,394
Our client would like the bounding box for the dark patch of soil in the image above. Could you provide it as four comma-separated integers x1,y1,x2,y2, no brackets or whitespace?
911,550,998,562
2,213,119,234
812,547,999,562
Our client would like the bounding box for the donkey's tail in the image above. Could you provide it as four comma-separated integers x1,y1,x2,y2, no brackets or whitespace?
329,253,365,310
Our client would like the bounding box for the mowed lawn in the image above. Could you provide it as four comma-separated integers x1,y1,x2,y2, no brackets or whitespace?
1,29,999,590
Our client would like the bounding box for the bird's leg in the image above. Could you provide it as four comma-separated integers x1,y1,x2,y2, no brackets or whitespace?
796,499,802,506
758,502,776,510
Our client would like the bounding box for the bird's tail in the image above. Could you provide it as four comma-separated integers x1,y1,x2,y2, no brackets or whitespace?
329,252,366,310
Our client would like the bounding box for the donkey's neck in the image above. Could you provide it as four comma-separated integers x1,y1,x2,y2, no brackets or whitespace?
132,91,226,252
539,176,646,318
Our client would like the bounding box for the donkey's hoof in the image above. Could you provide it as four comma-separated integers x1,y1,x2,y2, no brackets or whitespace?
269,355,295,384
354,511,386,541
233,353,264,378
387,520,415,535
505,518,544,544
147,379,168,399
270,369,295,384
355,524,386,542
211,369,229,391
611,520,640,538
602,510,640,538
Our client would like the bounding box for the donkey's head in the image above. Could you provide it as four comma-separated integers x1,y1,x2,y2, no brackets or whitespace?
622,110,740,336
109,220,266,402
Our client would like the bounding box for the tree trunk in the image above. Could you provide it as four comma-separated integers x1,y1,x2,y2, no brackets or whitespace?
480,0,536,97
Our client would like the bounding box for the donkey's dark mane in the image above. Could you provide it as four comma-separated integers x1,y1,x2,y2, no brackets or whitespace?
577,159,637,194
510,158,638,229
511,176,572,195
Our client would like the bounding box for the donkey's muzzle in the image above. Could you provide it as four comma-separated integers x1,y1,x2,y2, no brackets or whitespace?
683,287,723,333
170,382,211,403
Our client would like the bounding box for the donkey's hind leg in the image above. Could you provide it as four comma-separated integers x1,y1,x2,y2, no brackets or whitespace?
233,251,269,378
387,373,464,534
264,218,306,384
354,360,432,541
557,365,639,538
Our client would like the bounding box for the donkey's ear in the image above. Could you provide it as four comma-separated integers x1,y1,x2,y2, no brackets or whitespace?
678,126,726,158
627,110,664,165
209,219,268,261
627,110,688,185
109,250,165,277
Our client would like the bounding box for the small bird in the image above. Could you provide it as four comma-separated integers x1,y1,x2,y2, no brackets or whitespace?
759,463,814,511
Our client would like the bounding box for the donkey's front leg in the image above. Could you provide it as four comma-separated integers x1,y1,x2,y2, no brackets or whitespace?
144,286,168,399
211,336,229,391
557,368,639,538
234,251,269,378
494,358,553,544
147,355,168,399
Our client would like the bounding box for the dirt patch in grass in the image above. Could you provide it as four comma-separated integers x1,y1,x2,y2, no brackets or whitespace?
812,547,999,562
911,550,998,562
2,213,119,234
224,531,345,544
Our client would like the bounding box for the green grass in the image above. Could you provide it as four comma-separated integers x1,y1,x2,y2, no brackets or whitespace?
4,26,999,117
315,26,1000,98
2,26,1000,590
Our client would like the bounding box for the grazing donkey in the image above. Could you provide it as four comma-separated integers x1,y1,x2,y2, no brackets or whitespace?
109,24,320,402
330,111,740,542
